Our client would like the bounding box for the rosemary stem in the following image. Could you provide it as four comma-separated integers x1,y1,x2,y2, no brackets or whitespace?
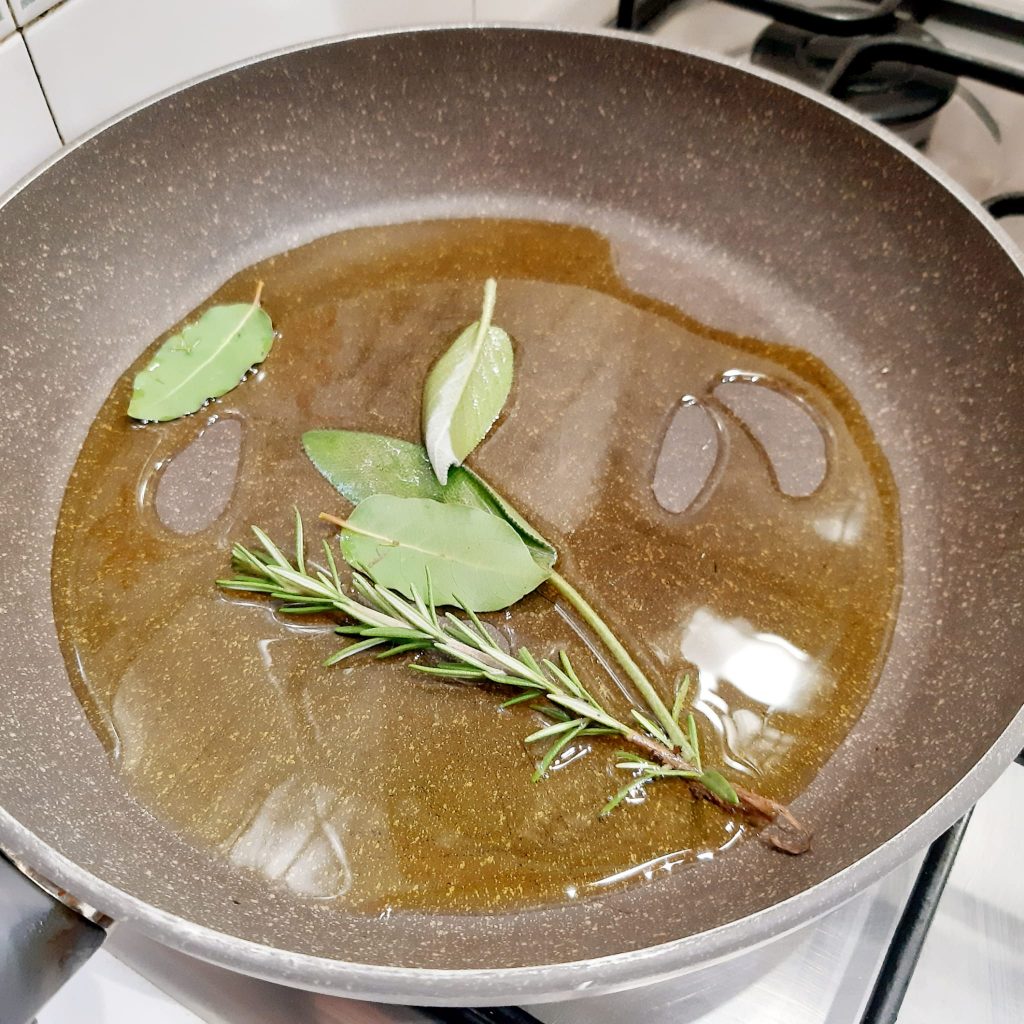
625,729,697,773
547,570,690,753
318,512,399,547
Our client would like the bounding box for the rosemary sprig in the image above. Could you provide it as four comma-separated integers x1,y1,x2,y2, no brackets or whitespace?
218,517,810,851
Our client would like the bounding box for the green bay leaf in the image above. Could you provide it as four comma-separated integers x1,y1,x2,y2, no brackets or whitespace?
443,468,556,569
302,429,556,567
339,495,549,612
128,286,274,422
422,278,513,484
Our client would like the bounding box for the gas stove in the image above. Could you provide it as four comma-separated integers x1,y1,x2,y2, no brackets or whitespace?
625,0,1024,227
36,3,1024,1023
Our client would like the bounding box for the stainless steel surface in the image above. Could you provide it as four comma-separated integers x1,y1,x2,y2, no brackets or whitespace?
69,765,1024,1023
98,856,922,1024
0,854,106,1024
1,21,1023,1009
899,765,1024,1023
534,864,924,1024
102,931,433,1024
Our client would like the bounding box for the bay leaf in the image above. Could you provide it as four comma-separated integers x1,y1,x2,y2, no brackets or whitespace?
443,469,557,569
128,284,274,422
422,278,513,484
339,495,549,612
302,429,556,567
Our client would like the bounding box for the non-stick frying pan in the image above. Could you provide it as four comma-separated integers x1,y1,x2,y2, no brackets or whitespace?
0,24,1022,1015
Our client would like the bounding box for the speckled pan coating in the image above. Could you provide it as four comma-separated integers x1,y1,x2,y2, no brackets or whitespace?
0,26,1021,1005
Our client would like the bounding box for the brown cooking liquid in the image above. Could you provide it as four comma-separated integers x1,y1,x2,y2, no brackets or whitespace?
52,219,900,913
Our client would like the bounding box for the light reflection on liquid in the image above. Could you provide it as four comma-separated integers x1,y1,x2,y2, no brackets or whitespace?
546,740,592,773
588,820,745,890
222,637,355,898
682,607,831,777
225,775,353,899
814,496,867,545
682,607,825,713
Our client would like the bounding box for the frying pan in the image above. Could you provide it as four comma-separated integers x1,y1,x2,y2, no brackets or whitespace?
0,24,1022,1017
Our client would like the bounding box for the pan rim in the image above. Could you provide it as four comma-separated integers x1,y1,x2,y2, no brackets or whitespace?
1,22,1022,1004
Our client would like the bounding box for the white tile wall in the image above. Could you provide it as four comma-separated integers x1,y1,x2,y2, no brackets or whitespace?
0,31,61,194
9,0,63,27
0,0,15,41
24,0,475,143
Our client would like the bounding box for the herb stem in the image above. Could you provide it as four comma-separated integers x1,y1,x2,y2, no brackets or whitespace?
319,511,398,547
625,728,697,773
476,277,497,344
547,570,691,754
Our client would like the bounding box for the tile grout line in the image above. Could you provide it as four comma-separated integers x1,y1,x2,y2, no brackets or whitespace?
16,3,66,145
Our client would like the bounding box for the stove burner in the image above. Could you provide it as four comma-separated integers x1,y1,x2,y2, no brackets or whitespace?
751,10,957,147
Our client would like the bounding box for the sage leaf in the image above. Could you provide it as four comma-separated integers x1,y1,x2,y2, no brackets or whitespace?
338,495,549,612
422,278,513,484
303,430,443,504
302,429,556,567
128,283,274,422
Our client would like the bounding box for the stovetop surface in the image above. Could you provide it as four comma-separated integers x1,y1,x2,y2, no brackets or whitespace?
32,2,1024,1022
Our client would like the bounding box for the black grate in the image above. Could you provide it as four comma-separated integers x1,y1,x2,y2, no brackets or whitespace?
858,811,974,1024
616,0,1024,38
419,4,1024,1022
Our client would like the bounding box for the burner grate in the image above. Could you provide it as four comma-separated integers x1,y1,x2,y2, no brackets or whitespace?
751,12,958,144
614,1,1024,239
616,0,1024,38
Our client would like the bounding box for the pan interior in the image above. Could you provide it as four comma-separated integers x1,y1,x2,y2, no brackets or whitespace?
52,217,900,915
0,28,1021,979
